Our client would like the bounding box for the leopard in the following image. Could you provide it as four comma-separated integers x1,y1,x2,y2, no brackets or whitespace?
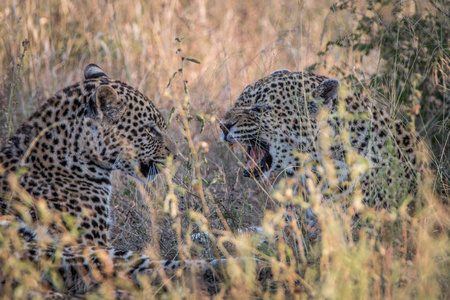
0,64,257,297
220,69,423,238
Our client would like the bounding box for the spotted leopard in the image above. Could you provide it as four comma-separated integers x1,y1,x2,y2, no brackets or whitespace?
0,65,259,297
220,70,422,215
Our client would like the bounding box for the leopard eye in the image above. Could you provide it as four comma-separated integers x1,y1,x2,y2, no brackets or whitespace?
145,124,162,136
250,104,269,113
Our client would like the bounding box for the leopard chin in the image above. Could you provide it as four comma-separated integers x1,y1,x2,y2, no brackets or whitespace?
139,160,160,178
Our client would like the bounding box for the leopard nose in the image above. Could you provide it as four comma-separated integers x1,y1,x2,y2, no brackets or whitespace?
219,121,235,134
220,121,235,141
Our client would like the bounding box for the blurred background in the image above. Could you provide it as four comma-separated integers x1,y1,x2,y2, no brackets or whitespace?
0,0,449,297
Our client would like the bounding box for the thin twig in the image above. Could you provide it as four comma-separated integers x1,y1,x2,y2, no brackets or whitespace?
428,0,450,18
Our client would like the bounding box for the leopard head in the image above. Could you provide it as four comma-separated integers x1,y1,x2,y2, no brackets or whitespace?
83,64,177,180
220,70,339,181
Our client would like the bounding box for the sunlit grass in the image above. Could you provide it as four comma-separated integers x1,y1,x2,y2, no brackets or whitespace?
0,0,448,299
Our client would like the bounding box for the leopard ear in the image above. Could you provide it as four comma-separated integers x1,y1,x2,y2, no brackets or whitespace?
270,69,290,76
312,79,340,101
84,64,108,79
87,85,123,121
311,78,340,110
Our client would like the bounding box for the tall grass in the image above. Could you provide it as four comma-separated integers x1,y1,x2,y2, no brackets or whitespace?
0,0,448,298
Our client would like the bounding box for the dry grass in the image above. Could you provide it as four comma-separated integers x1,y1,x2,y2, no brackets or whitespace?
0,0,449,299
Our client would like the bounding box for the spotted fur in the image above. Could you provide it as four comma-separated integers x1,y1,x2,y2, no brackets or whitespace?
0,65,255,296
220,70,420,210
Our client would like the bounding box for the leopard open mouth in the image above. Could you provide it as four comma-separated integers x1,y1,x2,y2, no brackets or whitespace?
242,142,273,178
